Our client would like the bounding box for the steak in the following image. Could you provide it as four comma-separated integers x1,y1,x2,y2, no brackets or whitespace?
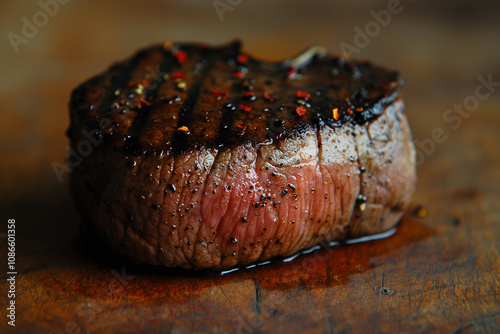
68,41,416,270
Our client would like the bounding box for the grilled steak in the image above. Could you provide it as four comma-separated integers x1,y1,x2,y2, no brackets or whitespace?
68,41,416,270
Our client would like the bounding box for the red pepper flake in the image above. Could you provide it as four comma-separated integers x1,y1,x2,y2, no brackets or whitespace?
140,98,151,106
233,71,245,79
240,105,252,112
177,126,189,133
295,105,307,116
264,92,274,102
236,124,246,135
172,50,187,64
296,91,310,99
237,54,248,64
356,107,363,112
287,65,297,79
211,90,227,100
332,108,339,121
138,102,142,109
128,79,148,87
347,108,353,115
243,92,255,98
171,72,185,79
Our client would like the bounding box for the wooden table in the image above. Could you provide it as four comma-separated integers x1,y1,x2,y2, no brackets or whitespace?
1,1,499,333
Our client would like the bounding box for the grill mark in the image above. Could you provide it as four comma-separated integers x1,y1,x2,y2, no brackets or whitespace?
97,49,152,119
170,56,216,155
215,82,245,148
124,51,174,154
271,63,316,141
227,63,272,144
71,42,403,158
95,66,129,120
170,43,242,151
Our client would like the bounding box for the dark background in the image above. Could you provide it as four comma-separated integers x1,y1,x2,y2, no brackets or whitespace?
0,0,499,333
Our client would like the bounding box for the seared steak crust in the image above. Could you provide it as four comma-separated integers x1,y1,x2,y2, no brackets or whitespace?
68,42,416,269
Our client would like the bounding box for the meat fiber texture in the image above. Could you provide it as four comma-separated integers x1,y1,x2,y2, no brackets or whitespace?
68,42,416,270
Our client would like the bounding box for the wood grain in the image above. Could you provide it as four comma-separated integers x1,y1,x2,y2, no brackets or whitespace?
1,0,499,333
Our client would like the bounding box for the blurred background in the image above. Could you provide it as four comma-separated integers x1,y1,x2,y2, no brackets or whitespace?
0,0,499,332
0,0,498,208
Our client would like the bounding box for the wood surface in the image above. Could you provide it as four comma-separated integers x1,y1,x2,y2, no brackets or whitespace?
1,0,499,333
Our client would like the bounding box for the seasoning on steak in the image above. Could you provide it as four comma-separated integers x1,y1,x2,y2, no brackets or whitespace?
67,41,416,270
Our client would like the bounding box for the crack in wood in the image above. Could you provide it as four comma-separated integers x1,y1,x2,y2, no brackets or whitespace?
252,277,262,317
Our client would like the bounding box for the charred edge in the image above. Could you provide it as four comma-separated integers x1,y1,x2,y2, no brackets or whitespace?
69,74,102,115
124,50,174,154
67,65,128,141
352,90,401,125
67,52,144,141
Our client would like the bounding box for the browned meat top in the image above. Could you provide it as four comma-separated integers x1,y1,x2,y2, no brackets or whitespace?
69,41,402,156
